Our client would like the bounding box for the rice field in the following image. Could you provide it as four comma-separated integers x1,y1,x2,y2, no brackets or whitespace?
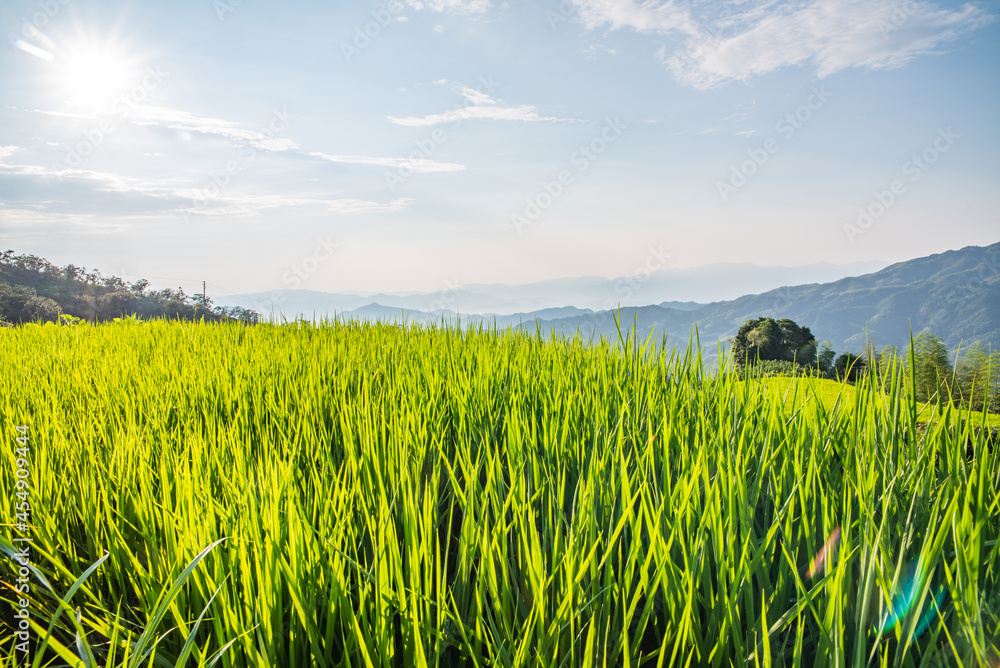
1,318,998,667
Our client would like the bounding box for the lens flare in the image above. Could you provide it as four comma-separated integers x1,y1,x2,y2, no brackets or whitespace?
11,38,55,62
878,564,947,637
912,585,947,637
806,526,840,578
880,564,920,633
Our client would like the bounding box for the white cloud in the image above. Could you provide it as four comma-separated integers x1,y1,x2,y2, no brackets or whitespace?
456,86,497,105
572,0,993,88
0,207,127,234
28,109,94,119
571,0,697,34
178,194,413,218
404,0,491,15
389,83,580,126
721,101,755,123
308,152,465,172
130,106,298,151
388,79,578,126
1,149,413,219
671,0,992,88
0,146,20,161
323,198,413,213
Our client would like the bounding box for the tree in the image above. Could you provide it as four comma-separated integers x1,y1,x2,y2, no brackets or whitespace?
817,341,836,375
905,332,952,402
96,291,140,319
879,344,899,375
217,305,261,324
0,250,240,324
732,317,817,369
0,283,60,323
834,352,866,382
26,295,61,322
955,343,999,410
863,340,880,377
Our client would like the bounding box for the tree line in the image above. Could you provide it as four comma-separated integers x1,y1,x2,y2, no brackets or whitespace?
732,316,1000,412
0,251,259,325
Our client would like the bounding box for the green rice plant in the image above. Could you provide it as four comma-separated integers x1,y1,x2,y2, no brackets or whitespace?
0,318,997,666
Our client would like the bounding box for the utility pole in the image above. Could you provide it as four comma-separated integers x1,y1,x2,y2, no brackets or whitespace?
202,281,207,304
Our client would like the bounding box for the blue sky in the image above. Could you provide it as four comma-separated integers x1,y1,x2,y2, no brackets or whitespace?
1,0,998,298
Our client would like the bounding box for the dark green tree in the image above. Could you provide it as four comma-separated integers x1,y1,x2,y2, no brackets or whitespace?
834,352,866,382
732,317,817,369
0,251,259,324
0,282,61,323
879,344,899,375
955,343,998,410
817,341,836,375
905,332,952,402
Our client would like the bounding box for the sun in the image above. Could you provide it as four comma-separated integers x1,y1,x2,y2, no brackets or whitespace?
58,43,135,113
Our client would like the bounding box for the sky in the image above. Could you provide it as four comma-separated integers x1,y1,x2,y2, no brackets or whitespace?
1,0,998,300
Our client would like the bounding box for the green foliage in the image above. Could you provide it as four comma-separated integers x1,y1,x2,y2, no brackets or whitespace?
905,331,954,402
1,320,998,667
732,316,817,368
954,343,1000,413
0,250,258,324
737,358,812,379
0,281,61,323
879,344,899,376
834,351,866,382
817,340,836,374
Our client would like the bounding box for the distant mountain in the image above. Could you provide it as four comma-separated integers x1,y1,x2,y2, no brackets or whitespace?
222,260,887,316
221,243,998,355
535,242,1000,354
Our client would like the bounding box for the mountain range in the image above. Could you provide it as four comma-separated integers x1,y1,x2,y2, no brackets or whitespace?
220,243,1000,355
223,260,887,316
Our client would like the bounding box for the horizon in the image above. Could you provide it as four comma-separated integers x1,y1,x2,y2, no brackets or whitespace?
2,0,999,302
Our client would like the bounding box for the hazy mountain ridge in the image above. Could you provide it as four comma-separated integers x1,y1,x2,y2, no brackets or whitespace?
224,260,887,316
221,244,999,354
536,243,1000,354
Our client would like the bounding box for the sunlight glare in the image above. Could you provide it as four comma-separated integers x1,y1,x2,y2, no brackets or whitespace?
60,45,133,113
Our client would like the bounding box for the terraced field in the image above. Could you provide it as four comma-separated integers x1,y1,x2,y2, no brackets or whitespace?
1,320,998,667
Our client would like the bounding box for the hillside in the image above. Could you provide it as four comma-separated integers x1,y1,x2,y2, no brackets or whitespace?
220,243,997,354
510,242,1000,353
0,251,256,324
